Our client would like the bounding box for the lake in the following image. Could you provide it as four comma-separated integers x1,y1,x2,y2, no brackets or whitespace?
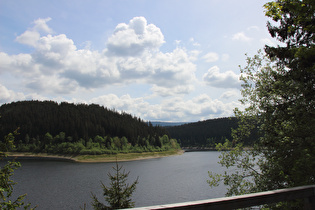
8,151,228,209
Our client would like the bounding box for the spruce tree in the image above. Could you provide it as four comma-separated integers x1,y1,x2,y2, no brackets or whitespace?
91,161,139,209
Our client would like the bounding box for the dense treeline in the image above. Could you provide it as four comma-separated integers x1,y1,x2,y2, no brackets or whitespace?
14,132,179,155
166,117,257,147
0,100,179,154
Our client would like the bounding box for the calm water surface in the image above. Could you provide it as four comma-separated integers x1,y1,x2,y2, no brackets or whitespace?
9,151,227,209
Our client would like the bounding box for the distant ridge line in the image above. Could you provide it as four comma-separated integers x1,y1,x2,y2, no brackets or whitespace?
149,121,190,127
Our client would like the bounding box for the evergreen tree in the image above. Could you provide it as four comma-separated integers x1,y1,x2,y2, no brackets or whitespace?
91,161,139,209
166,117,240,147
208,0,315,208
0,101,169,148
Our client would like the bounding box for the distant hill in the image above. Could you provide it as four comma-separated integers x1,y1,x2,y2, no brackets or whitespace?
0,101,184,155
166,117,258,147
0,100,167,145
166,117,238,147
0,101,257,151
149,121,189,127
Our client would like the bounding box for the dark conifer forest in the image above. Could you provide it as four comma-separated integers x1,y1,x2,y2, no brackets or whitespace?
0,100,256,154
166,118,257,147
0,100,179,154
166,118,237,147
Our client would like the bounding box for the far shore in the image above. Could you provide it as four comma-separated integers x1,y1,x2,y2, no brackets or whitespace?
5,150,184,163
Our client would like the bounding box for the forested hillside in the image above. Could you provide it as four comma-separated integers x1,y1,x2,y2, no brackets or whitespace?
166,117,257,147
0,101,179,154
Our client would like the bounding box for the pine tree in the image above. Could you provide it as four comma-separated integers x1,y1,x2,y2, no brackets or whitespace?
91,161,139,209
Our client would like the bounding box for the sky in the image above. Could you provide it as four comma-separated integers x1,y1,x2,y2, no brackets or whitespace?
0,0,276,122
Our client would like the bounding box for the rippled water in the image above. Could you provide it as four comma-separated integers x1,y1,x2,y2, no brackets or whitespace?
8,151,227,209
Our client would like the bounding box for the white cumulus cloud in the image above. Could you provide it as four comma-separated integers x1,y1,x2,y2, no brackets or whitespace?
203,66,241,89
15,17,52,47
89,93,240,121
106,16,165,56
220,90,240,99
0,84,24,103
2,17,197,97
232,32,252,42
33,17,53,33
202,52,219,63
0,83,50,104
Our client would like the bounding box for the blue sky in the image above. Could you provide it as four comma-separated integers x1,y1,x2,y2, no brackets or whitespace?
0,0,275,122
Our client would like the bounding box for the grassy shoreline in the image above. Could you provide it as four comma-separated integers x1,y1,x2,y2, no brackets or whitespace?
5,150,184,163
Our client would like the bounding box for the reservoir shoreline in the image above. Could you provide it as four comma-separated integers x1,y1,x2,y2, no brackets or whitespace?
5,150,184,163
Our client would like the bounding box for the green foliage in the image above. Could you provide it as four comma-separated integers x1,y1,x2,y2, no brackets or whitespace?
91,161,139,209
0,101,181,155
0,128,35,209
208,1,315,208
208,140,260,196
11,131,179,155
264,0,314,48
